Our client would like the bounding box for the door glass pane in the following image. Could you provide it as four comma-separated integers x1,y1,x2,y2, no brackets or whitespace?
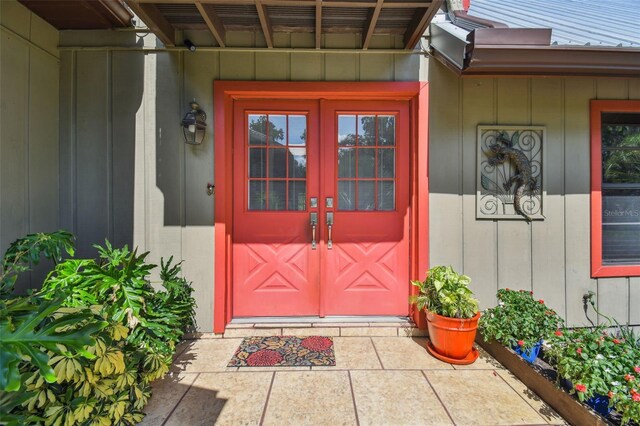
288,148,307,178
378,115,395,146
249,180,266,210
338,148,356,178
377,181,395,211
338,181,355,211
338,115,356,146
289,115,307,146
268,180,286,210
288,181,306,211
249,114,267,145
378,149,395,178
358,148,375,178
358,115,376,146
268,115,287,146
268,148,286,178
358,181,375,211
249,148,266,178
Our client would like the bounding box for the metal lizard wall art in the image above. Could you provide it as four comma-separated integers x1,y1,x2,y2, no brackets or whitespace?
483,132,540,221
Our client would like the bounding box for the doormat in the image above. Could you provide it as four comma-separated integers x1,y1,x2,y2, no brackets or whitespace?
227,336,336,367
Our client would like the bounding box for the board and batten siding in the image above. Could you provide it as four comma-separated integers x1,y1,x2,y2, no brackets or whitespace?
429,59,640,328
0,1,60,292
58,30,421,332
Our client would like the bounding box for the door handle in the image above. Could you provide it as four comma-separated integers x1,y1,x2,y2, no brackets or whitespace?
310,213,318,250
326,212,334,249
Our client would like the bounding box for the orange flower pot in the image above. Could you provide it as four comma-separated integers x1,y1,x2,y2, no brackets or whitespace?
426,310,480,360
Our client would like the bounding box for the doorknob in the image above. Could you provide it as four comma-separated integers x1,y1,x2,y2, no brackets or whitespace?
326,212,334,249
310,213,318,250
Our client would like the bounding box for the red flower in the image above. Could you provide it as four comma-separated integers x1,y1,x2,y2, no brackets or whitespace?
300,336,333,352
633,393,640,402
538,299,544,304
635,366,640,374
530,291,534,295
576,348,582,354
246,350,283,366
608,391,614,399
505,288,510,291
554,330,563,336
625,374,635,382
575,384,587,393
613,339,621,344
517,340,525,347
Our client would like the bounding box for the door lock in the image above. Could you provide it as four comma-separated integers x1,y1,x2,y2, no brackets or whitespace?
310,213,318,250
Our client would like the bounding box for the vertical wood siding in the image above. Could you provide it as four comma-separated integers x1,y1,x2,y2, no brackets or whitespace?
0,1,59,292
429,60,640,327
58,31,418,331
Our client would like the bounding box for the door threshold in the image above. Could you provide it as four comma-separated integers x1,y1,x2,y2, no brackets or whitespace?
230,316,410,324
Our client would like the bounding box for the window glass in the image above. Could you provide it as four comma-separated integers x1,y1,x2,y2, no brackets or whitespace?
337,114,396,211
600,112,640,266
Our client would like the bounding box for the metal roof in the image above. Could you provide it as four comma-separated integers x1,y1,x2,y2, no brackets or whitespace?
467,0,640,47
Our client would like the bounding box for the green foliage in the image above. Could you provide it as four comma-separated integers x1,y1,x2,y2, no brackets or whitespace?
0,232,196,426
0,231,74,297
479,288,564,351
410,265,478,319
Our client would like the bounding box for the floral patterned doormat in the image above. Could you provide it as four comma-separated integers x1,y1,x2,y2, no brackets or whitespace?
227,336,336,367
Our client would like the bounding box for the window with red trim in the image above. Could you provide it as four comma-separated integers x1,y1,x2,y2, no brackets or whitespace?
590,100,640,277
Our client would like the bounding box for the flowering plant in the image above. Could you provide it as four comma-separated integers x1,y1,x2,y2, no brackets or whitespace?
610,368,640,425
545,326,640,402
479,289,564,351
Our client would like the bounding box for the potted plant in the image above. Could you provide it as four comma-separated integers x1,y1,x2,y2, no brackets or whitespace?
479,288,564,363
410,265,480,364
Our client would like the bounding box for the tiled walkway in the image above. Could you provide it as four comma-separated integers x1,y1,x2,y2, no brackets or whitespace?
141,337,567,426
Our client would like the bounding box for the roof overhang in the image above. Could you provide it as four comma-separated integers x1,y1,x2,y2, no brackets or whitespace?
18,0,134,30
431,20,640,77
123,0,444,49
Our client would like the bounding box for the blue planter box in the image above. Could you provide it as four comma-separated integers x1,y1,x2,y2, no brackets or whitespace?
585,394,611,416
512,340,542,363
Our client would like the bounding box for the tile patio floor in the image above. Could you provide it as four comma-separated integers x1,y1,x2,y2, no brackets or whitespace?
141,337,567,426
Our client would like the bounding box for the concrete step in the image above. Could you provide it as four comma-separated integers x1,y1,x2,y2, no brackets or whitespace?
187,320,427,339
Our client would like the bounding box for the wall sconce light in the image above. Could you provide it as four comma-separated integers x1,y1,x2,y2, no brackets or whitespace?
181,100,207,145
184,39,196,52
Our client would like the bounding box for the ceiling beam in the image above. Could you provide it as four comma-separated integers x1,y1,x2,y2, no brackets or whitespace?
125,0,175,46
403,0,442,50
362,0,383,50
315,0,322,49
195,1,226,47
255,0,274,48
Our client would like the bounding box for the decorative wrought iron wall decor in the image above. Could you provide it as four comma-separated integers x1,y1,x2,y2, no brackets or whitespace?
477,126,545,221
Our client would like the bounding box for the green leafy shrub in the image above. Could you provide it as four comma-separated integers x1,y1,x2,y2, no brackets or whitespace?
410,265,478,319
479,288,564,351
0,233,196,426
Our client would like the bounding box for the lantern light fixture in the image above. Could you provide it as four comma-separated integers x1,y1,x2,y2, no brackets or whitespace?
181,100,207,145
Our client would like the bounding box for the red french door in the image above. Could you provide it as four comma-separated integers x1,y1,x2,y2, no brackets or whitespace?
232,98,409,317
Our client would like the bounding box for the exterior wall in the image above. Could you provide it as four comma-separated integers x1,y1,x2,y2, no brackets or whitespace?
429,59,640,328
58,30,421,332
0,0,60,292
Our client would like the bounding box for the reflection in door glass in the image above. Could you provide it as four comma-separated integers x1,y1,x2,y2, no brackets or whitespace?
289,115,307,146
358,181,375,211
338,181,355,211
248,114,308,211
358,115,376,146
268,115,287,146
337,114,396,211
249,114,267,145
338,115,356,146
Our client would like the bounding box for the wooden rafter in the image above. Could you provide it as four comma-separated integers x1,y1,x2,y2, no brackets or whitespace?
255,0,274,48
315,0,322,49
362,0,384,50
195,1,226,47
125,0,175,46
403,0,443,49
